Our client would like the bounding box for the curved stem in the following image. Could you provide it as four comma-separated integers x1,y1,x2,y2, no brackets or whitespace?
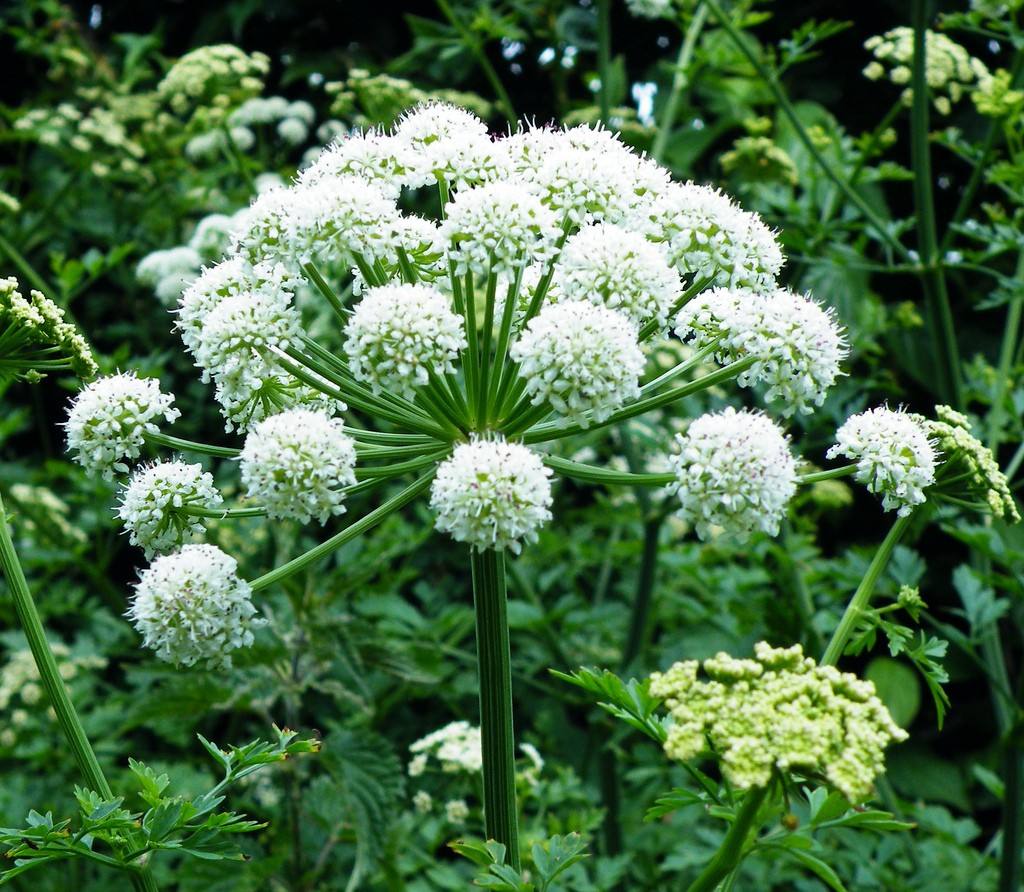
911,0,963,408
0,490,160,892
249,472,434,592
821,512,915,666
651,3,709,163
470,548,520,869
148,432,240,458
684,785,768,892
544,455,675,487
797,465,857,485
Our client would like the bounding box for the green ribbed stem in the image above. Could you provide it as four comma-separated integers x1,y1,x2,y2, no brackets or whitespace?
470,548,520,870
0,490,159,891
821,512,914,666
684,785,768,892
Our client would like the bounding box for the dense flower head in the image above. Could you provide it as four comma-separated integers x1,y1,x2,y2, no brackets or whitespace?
393,101,501,189
157,44,269,113
827,407,937,516
128,544,260,669
635,182,784,293
441,182,561,277
0,276,96,383
240,409,357,523
521,143,635,225
176,257,296,355
676,288,848,413
649,642,907,802
344,283,467,400
926,405,1020,522
510,301,644,424
117,460,223,557
430,438,553,552
666,407,797,539
65,373,180,479
298,129,415,198
409,720,483,775
554,223,682,326
864,27,988,115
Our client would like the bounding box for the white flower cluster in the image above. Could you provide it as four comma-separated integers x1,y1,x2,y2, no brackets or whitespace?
65,373,180,479
136,246,203,305
666,407,797,539
240,409,357,523
554,224,682,326
511,301,645,424
827,406,937,516
344,283,467,400
676,288,847,413
625,0,675,19
157,44,269,114
650,642,908,803
634,182,784,293
863,27,988,115
408,720,483,775
117,460,223,557
430,439,553,553
127,544,260,669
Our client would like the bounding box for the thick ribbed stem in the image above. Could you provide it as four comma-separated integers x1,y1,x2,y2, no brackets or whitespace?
684,786,767,892
470,548,520,869
821,512,914,666
0,490,159,891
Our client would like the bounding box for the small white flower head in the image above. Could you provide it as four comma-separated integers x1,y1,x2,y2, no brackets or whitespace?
230,185,305,265
555,223,682,326
827,406,937,516
667,407,797,539
65,373,181,479
298,175,403,265
177,258,295,355
395,101,489,148
117,461,223,557
445,799,470,823
441,182,561,277
136,246,202,306
240,409,357,524
524,143,635,225
344,283,467,400
510,301,644,424
128,544,260,669
409,719,483,774
637,182,784,293
298,129,415,198
393,102,503,189
193,286,300,382
676,288,848,413
430,438,554,552
276,117,308,145
188,212,237,261
626,0,674,20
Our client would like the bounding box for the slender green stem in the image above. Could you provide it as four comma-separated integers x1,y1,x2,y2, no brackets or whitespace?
684,785,768,892
621,517,664,670
0,490,160,891
470,548,520,869
797,465,857,485
221,126,256,192
0,231,55,296
911,0,963,408
523,356,756,444
651,3,709,163
704,0,911,261
348,428,437,446
355,448,449,479
302,262,349,321
986,253,1024,453
639,340,719,395
597,0,612,123
148,432,240,458
434,0,516,125
250,472,434,592
821,512,915,666
544,456,675,487
180,505,267,518
477,270,498,424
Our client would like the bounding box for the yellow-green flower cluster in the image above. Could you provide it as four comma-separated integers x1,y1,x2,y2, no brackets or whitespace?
157,44,270,115
0,277,96,383
649,642,907,802
720,136,799,186
973,69,1024,118
863,27,988,114
927,405,1020,522
0,191,20,216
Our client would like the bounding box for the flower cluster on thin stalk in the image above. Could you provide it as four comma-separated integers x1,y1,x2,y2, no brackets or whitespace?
58,104,1013,814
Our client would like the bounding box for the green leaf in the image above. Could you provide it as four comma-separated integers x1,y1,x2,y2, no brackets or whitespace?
551,667,668,742
764,843,847,891
532,833,588,890
865,657,921,728
644,787,707,821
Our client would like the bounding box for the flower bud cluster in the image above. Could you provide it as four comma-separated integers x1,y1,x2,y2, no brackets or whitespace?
649,642,908,802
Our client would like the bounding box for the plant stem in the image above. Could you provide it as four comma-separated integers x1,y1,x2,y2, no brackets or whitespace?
821,512,914,666
434,0,516,125
911,0,963,408
249,472,434,592
704,0,911,262
0,490,160,891
597,0,612,123
621,517,663,670
797,465,857,485
684,785,768,892
651,3,709,163
544,455,675,487
148,432,240,458
469,548,520,869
